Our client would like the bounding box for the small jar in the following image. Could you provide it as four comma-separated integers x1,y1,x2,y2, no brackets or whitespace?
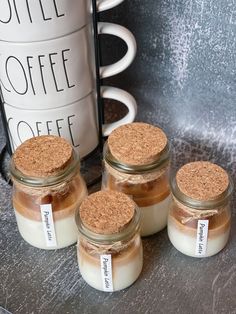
102,122,171,236
10,135,87,249
168,161,233,258
76,190,143,292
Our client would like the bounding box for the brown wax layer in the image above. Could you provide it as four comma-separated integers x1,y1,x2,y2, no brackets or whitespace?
13,135,73,177
108,122,168,166
78,235,142,267
79,190,136,234
14,197,79,221
13,175,87,221
168,214,230,239
176,161,229,201
105,171,170,207
169,204,231,238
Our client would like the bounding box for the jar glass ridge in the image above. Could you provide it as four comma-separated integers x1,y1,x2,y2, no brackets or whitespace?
170,173,234,210
76,205,141,245
10,150,81,188
103,140,171,174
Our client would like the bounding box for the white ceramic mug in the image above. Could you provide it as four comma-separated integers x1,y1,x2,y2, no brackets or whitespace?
0,0,125,42
0,22,136,110
4,86,137,157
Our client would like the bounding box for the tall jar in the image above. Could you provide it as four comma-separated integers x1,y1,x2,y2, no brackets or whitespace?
168,161,233,258
10,135,87,249
102,122,171,236
76,190,143,292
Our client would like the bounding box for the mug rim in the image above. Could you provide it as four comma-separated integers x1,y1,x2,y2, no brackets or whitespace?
0,24,89,46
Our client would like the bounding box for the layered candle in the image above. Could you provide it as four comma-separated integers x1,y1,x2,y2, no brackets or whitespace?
168,161,233,257
10,135,87,249
102,122,171,236
76,190,143,292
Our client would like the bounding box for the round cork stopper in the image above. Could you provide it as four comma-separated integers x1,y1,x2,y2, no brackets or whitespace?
13,135,73,177
176,161,229,201
108,122,168,166
79,190,136,234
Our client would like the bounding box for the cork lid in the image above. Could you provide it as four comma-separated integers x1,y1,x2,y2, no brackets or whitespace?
176,161,229,201
107,122,168,166
13,135,73,177
79,190,136,234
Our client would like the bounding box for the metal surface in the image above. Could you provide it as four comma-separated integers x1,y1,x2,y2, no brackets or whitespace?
91,0,104,151
0,0,236,313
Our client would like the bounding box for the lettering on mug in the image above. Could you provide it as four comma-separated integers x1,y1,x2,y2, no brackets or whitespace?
0,49,76,96
7,114,80,150
0,0,65,24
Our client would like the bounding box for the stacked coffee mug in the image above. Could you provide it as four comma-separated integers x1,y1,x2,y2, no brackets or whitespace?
0,0,137,158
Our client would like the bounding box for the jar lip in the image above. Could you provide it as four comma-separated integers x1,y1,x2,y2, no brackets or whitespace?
170,172,234,210
76,205,141,244
104,141,170,174
10,150,80,187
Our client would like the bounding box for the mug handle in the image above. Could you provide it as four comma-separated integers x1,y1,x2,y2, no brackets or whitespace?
101,86,137,136
97,0,124,12
98,22,137,79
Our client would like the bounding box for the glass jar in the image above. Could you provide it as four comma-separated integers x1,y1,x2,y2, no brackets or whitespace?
76,190,143,292
10,135,87,249
102,122,171,236
168,161,233,257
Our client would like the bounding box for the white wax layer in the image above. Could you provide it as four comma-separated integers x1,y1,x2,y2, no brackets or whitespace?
140,194,172,237
15,210,78,249
168,222,230,258
78,243,143,292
